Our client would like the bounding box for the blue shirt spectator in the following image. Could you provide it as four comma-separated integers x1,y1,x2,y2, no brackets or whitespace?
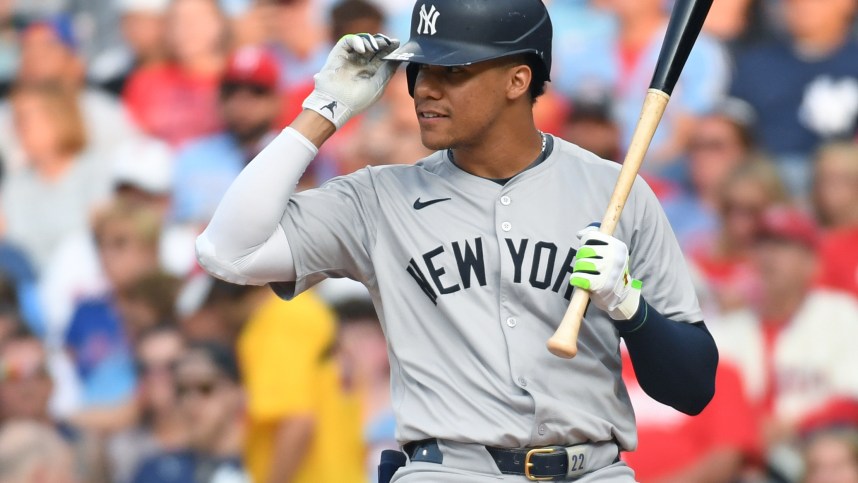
131,451,248,483
729,0,858,196
65,297,137,407
731,39,858,164
171,133,246,224
171,46,283,225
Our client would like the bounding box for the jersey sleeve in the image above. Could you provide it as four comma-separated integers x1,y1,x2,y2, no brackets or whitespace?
272,167,379,299
624,177,704,323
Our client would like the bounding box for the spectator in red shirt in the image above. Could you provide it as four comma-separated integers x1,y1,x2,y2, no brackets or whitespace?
813,142,858,297
622,349,761,483
123,0,228,147
90,0,171,97
689,159,789,311
713,206,858,481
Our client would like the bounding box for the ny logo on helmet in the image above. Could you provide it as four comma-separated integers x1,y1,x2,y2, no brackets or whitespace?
417,4,440,35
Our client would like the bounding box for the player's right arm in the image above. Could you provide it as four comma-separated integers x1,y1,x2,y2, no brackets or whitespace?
195,34,399,285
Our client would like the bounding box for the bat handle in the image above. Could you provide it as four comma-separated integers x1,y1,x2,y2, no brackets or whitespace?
547,289,590,358
547,89,671,359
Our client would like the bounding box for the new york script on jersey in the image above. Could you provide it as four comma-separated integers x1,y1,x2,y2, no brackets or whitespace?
406,237,577,305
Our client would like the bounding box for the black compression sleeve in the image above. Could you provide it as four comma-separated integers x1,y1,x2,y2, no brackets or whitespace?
614,297,718,415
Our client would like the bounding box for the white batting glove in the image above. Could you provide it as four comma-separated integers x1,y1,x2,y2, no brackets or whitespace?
303,33,400,129
569,224,643,321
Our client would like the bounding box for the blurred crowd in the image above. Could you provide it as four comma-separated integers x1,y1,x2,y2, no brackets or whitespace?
0,0,856,482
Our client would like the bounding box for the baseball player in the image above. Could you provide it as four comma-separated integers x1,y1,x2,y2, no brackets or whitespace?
197,1,719,481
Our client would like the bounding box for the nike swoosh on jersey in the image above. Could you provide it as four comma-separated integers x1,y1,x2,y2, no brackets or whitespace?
413,197,452,210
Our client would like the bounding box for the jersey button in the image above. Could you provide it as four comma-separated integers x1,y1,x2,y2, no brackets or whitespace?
538,424,547,435
500,196,511,206
517,377,527,387
506,317,517,328
501,222,512,232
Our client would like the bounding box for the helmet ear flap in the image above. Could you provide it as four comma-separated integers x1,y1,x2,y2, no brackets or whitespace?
406,63,420,98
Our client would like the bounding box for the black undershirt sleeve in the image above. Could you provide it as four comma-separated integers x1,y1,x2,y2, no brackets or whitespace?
613,297,718,416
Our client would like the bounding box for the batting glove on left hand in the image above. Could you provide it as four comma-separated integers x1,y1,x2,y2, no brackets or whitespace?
303,33,400,129
570,224,642,321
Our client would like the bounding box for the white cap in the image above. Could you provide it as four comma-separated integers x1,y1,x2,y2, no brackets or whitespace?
117,0,170,14
113,137,174,194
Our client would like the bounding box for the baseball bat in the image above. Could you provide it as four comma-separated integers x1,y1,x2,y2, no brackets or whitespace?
547,0,715,359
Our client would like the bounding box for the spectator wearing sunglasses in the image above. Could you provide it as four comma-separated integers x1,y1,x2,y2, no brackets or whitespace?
0,328,107,483
171,46,282,228
130,341,249,483
108,324,188,483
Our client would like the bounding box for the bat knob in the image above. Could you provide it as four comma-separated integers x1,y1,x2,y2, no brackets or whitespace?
547,337,577,359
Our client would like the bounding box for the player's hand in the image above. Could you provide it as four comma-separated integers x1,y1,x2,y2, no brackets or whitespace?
303,33,400,130
569,224,642,321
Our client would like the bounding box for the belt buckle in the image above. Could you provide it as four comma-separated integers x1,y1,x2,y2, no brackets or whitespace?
524,447,556,481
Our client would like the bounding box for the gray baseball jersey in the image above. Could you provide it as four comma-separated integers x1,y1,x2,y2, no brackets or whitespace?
273,135,702,451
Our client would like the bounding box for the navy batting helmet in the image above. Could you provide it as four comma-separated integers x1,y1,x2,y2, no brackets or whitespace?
383,0,553,96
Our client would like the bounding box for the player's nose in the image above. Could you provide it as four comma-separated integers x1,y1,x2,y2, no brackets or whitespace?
413,67,444,101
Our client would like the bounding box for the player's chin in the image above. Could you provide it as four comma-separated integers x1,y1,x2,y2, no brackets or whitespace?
418,128,454,151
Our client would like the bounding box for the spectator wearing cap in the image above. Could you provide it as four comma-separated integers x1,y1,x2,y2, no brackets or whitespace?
730,0,858,196
813,142,858,298
711,206,858,480
0,17,137,175
662,98,758,248
90,0,170,96
171,46,283,226
130,341,250,483
1,83,113,272
123,0,228,147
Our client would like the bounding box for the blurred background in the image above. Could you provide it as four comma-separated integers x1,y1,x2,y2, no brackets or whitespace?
0,0,856,482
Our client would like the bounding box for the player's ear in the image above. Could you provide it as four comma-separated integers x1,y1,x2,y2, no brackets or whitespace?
506,63,532,101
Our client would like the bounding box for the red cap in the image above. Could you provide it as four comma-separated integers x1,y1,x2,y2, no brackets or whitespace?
223,46,279,90
758,206,819,248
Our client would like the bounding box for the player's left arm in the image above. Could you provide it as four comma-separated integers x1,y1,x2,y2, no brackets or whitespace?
571,180,718,416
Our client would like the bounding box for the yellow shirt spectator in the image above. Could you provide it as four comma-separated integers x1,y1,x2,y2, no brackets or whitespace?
239,291,365,483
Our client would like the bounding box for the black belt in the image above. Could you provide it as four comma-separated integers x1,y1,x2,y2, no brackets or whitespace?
403,439,618,481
